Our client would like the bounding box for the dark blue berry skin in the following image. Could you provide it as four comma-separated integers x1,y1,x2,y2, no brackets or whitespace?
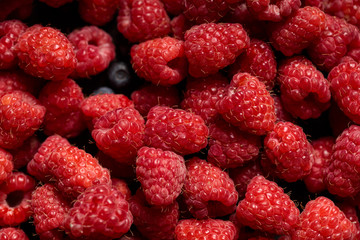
107,61,132,90
92,86,114,95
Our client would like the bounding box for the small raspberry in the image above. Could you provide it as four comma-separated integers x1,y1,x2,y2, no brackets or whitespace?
78,0,120,26
184,23,250,78
131,37,188,86
0,172,36,226
246,0,301,21
39,0,72,8
292,197,357,240
236,175,300,235
96,151,136,179
262,121,314,182
0,70,41,97
117,0,170,43
111,178,131,200
0,228,28,240
64,184,133,240
0,148,13,183
136,146,186,206
92,107,145,165
183,157,238,219
175,218,238,240
216,73,276,135
15,25,77,81
144,106,209,156
68,26,115,79
272,95,295,122
170,14,194,40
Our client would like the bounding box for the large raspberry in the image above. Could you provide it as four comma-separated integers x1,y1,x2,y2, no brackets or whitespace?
184,23,250,78
339,203,360,239
78,0,120,26
0,148,13,184
0,228,28,240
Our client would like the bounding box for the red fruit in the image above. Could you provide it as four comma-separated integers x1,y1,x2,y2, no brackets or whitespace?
246,0,301,21
170,14,194,40
338,203,360,239
111,178,131,200
216,72,276,135
144,106,209,155
236,176,300,235
78,0,120,26
0,70,42,96
117,0,170,43
64,184,133,239
39,0,72,8
322,0,360,28
183,157,238,219
0,227,28,240
136,146,186,206
15,25,77,81
184,23,250,78
131,37,188,86
0,148,13,183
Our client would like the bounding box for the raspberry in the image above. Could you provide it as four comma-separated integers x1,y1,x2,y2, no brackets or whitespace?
111,178,131,200
170,14,194,40
216,73,276,135
338,203,360,239
277,56,331,119
131,37,188,86
236,176,300,235
175,218,238,240
269,6,326,56
0,172,36,226
161,0,183,15
117,0,170,43
183,157,238,219
207,119,261,169
15,25,77,81
68,26,115,79
78,0,120,26
0,20,27,69
0,70,41,97
129,189,179,240
136,146,186,206
303,136,334,193
229,38,277,90
31,183,70,235
292,197,356,240
131,84,180,116
246,0,301,21
64,184,133,239
322,0,360,28
261,121,314,182
0,148,13,183
184,23,250,78
272,95,295,122
180,73,229,125
144,106,209,156
0,90,46,149
39,0,72,8
0,228,28,240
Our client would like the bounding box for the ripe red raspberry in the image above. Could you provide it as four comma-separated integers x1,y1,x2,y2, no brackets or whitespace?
269,6,326,56
0,20,27,69
15,25,77,81
272,95,295,122
64,184,133,239
277,56,331,119
9,136,40,170
262,121,314,182
144,106,209,155
161,0,183,15
170,14,194,40
184,23,250,78
229,39,277,90
68,26,115,78
0,228,28,240
246,0,301,21
0,70,42,98
236,176,300,235
131,37,187,86
39,0,72,8
0,172,36,226
321,0,360,28
96,151,136,179
129,189,179,240
0,90,46,149
304,136,334,193
338,203,360,239
136,146,186,206
117,0,170,43
31,183,70,235
216,73,276,135
292,197,356,240
181,73,229,125
0,148,13,183
78,0,120,26
207,119,261,169
175,218,238,240
111,178,131,200
183,157,238,219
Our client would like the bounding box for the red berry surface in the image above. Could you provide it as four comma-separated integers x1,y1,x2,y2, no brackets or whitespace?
0,227,28,240
0,148,13,184
78,0,120,26
111,178,131,200
0,70,41,96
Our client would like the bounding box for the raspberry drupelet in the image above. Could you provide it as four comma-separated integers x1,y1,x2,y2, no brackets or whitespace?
0,227,29,240
0,148,13,184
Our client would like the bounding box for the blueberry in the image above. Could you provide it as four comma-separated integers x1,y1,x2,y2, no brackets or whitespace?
107,61,132,90
92,86,114,95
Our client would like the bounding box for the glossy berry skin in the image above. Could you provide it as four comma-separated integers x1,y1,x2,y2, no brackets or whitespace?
292,197,356,240
78,0,120,26
236,176,300,236
131,37,188,86
0,228,29,240
144,106,208,156
175,218,238,240
216,73,276,135
136,146,186,206
246,0,301,21
339,203,360,239
0,148,13,184
64,184,133,240
15,25,77,81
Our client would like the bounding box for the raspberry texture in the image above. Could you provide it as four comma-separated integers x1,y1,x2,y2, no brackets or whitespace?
78,0,120,26
64,184,133,239
144,106,209,156
0,228,28,240
136,146,186,206
0,70,41,97
292,197,356,240
39,0,72,8
262,121,314,182
216,72,276,135
236,175,300,235
322,0,360,28
339,203,360,239
111,178,131,200
68,26,115,78
131,37,188,86
15,25,77,81
117,0,170,43
0,148,13,184
170,14,193,40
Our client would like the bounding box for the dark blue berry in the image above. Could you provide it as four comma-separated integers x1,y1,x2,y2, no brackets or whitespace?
92,86,114,95
107,61,132,90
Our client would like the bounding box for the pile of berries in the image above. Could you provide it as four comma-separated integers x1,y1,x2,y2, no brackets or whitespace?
2,0,360,239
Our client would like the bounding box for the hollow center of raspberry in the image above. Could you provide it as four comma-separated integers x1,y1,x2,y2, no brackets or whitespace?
167,57,184,71
6,190,24,207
